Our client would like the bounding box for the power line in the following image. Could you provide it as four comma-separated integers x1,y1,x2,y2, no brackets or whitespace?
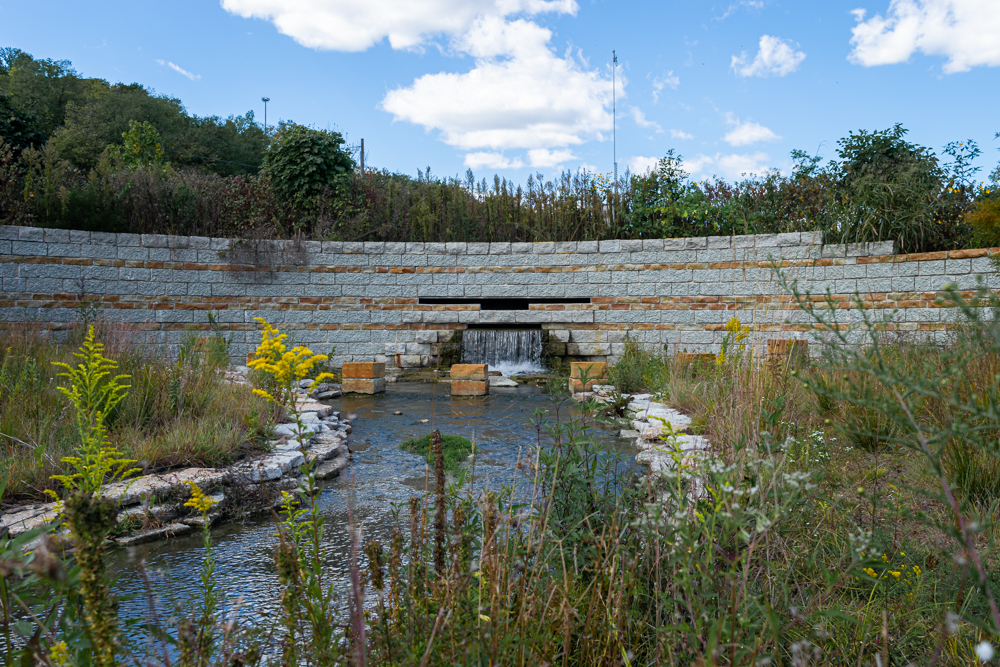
0,89,264,167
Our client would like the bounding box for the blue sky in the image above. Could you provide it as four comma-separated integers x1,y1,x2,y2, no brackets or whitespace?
3,0,999,183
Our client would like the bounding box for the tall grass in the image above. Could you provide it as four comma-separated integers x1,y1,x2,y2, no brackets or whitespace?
0,323,279,500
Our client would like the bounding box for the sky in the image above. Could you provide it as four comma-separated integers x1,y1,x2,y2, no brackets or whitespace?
2,0,999,183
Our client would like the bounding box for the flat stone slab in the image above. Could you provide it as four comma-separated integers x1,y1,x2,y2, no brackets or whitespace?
115,522,192,547
489,376,519,387
274,423,318,438
103,468,228,507
315,456,349,480
0,504,58,537
619,429,640,438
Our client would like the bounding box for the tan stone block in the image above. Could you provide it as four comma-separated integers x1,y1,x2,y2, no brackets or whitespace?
342,378,386,394
450,363,487,380
342,362,386,379
569,378,601,392
569,361,607,380
451,380,488,396
766,339,809,369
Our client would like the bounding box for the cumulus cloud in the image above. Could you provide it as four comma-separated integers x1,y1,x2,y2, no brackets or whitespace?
630,107,662,132
628,155,660,174
382,17,613,162
849,0,1000,73
670,129,694,140
156,59,201,80
731,35,806,77
682,152,771,180
650,71,679,103
224,0,615,169
220,0,578,51
464,152,524,170
723,114,780,146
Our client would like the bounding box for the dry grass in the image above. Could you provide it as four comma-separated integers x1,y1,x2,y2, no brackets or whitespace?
0,322,280,501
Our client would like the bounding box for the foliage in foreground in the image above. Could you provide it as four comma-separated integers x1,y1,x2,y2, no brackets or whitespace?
4,296,1000,665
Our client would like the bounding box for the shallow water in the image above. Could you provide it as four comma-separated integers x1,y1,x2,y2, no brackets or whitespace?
107,383,634,630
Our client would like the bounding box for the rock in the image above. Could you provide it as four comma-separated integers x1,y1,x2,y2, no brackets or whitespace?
103,468,228,507
230,451,304,483
315,456,349,480
299,411,321,425
306,440,347,463
314,389,341,400
274,423,317,438
294,401,333,417
274,440,307,452
299,379,313,389
489,376,519,388
0,504,59,537
619,429,640,438
418,419,429,424
116,503,179,526
393,410,403,415
115,522,192,547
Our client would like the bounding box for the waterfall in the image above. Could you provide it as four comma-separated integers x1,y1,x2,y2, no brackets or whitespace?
462,329,544,376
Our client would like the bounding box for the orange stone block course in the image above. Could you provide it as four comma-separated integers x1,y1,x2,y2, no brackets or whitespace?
450,364,487,380
570,361,607,381
342,362,386,379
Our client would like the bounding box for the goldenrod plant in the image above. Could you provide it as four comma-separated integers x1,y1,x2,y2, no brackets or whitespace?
179,482,221,667
716,316,751,366
248,317,335,446
47,326,137,667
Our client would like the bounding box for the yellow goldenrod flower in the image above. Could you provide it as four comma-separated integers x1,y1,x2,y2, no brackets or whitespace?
184,481,217,514
49,641,71,667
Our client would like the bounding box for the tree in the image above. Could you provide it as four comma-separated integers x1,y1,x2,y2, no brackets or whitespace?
833,123,945,253
0,93,45,151
107,120,164,169
263,123,355,203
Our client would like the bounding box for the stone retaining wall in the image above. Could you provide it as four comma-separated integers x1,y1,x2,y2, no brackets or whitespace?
1,226,994,370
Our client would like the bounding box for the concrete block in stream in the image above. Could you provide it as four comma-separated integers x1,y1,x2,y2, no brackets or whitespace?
452,380,489,396
342,377,386,394
569,361,607,392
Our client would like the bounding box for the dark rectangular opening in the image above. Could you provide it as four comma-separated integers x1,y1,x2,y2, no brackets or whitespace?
466,323,542,330
417,298,590,310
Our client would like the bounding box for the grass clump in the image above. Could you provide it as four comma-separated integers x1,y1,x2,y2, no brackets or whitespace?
0,322,280,501
399,433,473,474
607,337,669,394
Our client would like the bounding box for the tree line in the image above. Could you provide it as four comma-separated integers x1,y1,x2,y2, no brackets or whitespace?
1,46,999,253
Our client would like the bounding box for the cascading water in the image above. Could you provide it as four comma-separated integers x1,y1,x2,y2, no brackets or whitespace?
462,329,544,376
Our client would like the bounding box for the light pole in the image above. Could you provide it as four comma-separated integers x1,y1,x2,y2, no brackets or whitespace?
261,97,270,137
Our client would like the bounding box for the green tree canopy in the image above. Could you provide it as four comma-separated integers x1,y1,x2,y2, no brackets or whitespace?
263,123,355,202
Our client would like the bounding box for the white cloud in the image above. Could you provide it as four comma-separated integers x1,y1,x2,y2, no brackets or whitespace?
628,155,660,174
681,152,771,180
670,129,694,140
717,0,765,20
849,0,1000,73
650,71,679,103
527,148,576,167
220,0,577,52
464,152,524,170
382,17,613,163
630,107,662,132
731,35,806,77
156,59,201,80
723,114,780,146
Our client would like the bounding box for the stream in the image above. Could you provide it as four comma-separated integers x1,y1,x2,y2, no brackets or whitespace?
107,382,635,631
